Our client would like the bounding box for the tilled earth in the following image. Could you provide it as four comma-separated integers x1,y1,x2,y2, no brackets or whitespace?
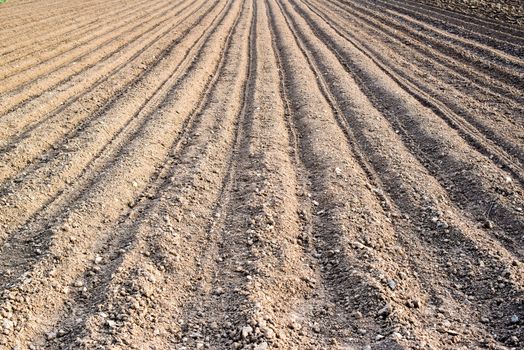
421,0,524,26
0,0,523,349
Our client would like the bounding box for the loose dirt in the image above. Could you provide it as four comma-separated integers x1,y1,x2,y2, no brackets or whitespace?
0,0,523,349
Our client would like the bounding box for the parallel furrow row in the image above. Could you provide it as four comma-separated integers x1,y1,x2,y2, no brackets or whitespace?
371,0,524,57
0,0,219,245
0,0,134,57
0,0,167,74
295,0,524,254
325,0,523,105
0,0,187,98
278,0,524,347
0,0,522,349
0,0,242,347
0,0,208,185
299,0,524,190
0,0,107,33
302,0,524,180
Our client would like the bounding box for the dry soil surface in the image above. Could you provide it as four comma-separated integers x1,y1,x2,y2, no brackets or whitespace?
421,0,524,26
0,0,523,349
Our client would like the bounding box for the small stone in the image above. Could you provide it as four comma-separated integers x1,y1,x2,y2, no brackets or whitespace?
411,298,421,308
262,326,275,339
288,321,302,331
387,279,397,290
391,332,402,340
254,342,269,350
511,315,519,324
377,304,390,317
241,325,253,339
1,310,12,319
445,329,459,336
437,220,449,229
483,220,494,229
2,319,13,331
376,334,385,340
352,241,366,250
95,256,103,264
46,331,57,340
74,280,84,288
106,320,117,328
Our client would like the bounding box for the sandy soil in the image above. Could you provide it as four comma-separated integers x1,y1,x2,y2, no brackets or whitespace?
0,0,523,349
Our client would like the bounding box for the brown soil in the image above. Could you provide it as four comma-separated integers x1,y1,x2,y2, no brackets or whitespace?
0,0,523,349
420,0,524,26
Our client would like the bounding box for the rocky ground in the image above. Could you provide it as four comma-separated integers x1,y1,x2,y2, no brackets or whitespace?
0,0,523,349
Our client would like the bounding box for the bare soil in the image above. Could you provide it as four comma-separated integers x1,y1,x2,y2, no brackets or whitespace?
421,0,524,26
0,0,523,349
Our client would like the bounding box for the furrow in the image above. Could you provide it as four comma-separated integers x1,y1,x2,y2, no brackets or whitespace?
0,0,207,184
171,1,324,348
351,0,524,70
329,0,524,95
291,0,524,253
0,0,191,124
370,0,524,58
0,0,107,34
280,0,524,347
304,0,524,172
1,0,522,348
40,0,251,348
0,0,136,60
300,0,524,185
0,0,166,73
397,0,524,44
265,0,444,347
0,0,242,347
0,0,220,244
321,0,524,107
0,0,186,97
273,0,491,348
398,0,524,40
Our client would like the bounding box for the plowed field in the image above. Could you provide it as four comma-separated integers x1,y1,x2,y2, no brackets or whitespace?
0,0,523,349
